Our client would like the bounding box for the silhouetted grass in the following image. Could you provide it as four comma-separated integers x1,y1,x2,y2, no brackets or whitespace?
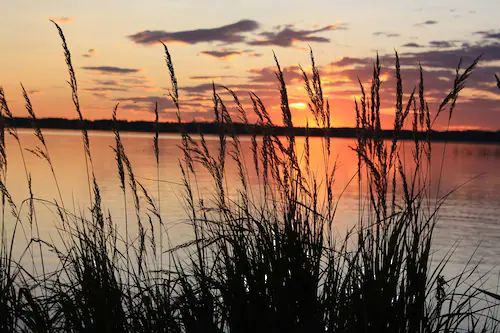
0,22,498,332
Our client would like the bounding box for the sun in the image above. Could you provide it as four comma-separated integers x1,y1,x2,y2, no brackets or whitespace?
290,102,307,110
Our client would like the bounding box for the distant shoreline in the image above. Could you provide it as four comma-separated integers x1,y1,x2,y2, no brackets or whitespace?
8,117,500,144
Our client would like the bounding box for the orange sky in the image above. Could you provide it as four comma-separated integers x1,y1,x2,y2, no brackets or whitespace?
1,1,500,130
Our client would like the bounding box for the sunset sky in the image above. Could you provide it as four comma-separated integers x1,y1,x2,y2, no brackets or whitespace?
2,0,500,130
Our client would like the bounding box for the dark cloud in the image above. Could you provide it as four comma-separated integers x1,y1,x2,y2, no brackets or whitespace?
403,43,500,68
242,49,264,57
228,41,500,128
120,30,500,129
92,79,120,86
82,49,97,58
198,48,262,59
83,87,128,92
403,43,424,48
429,40,455,48
272,24,295,31
189,75,238,81
331,57,371,67
415,20,438,27
92,93,108,99
127,85,158,92
88,78,156,92
233,39,498,128
248,24,345,47
328,54,499,93
475,31,500,40
114,96,208,118
248,65,303,83
316,42,500,93
325,45,500,129
128,20,259,45
180,83,267,95
82,66,140,74
483,33,500,40
27,90,44,95
200,50,242,59
115,96,175,113
373,32,401,38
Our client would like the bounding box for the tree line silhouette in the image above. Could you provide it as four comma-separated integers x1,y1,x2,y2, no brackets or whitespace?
7,117,500,143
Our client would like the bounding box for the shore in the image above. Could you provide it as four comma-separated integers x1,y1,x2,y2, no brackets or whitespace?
9,117,500,144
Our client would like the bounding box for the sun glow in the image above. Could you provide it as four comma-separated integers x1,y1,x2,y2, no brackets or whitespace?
290,102,307,110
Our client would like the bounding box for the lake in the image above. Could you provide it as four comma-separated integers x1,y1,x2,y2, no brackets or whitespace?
4,129,500,287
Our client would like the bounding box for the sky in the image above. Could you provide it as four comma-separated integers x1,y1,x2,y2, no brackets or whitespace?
2,0,500,130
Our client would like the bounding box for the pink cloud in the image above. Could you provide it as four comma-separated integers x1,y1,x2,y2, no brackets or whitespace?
48,17,74,24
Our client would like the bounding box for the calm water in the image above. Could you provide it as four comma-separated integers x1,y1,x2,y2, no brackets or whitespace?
4,129,500,286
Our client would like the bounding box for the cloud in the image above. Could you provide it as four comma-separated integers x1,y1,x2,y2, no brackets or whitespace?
114,96,209,118
82,49,97,58
200,50,242,59
272,24,295,31
403,43,500,68
475,30,500,40
115,96,175,113
87,78,157,92
331,57,371,67
92,79,121,86
83,87,128,92
402,42,424,48
48,17,74,24
128,19,259,45
118,28,500,128
239,36,500,127
82,66,140,74
27,90,44,95
373,31,401,38
180,82,264,95
248,65,303,84
429,40,456,48
92,93,109,99
334,46,500,128
248,24,346,47
189,75,237,81
241,49,264,57
415,20,438,27
121,76,151,84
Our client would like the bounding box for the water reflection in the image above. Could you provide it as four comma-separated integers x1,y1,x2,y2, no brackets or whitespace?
452,144,500,159
5,129,500,281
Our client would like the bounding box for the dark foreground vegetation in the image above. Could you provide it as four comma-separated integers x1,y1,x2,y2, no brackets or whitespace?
0,22,500,332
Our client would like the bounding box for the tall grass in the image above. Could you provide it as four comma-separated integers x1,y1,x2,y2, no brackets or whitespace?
0,22,498,332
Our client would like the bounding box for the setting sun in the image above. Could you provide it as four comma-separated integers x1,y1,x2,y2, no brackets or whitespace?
290,102,307,109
